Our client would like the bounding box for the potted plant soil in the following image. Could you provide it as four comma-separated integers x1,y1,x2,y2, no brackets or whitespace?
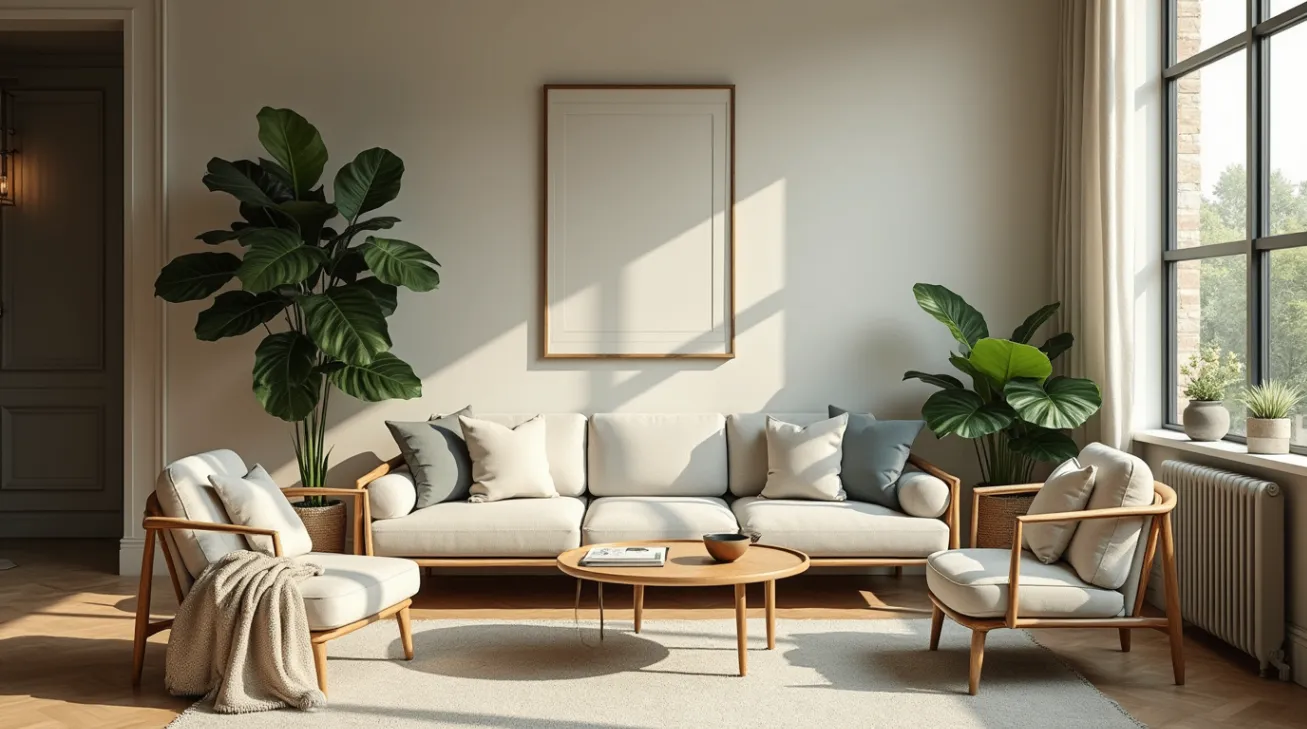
1179,346,1242,442
1240,380,1303,455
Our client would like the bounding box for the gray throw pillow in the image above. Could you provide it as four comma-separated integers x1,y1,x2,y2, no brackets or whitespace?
828,405,924,510
385,406,474,509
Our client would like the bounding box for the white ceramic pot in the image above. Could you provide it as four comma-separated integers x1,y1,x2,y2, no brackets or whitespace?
1182,400,1230,442
1246,418,1291,455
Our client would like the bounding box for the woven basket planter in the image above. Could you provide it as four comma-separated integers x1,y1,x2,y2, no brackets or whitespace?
291,499,347,553
973,491,1036,549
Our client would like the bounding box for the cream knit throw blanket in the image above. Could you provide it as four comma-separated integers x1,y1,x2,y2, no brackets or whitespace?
166,550,326,713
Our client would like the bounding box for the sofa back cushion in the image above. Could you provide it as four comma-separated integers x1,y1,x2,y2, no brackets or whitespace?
725,413,827,496
155,449,248,579
475,414,587,497
588,413,727,497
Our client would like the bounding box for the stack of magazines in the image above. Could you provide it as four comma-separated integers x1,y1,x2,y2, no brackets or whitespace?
579,546,668,567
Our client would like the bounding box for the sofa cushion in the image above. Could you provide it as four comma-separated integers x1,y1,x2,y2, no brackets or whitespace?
1023,457,1097,564
477,413,587,497
828,406,924,509
732,497,948,558
371,497,585,557
209,465,313,558
460,415,558,503
366,468,418,520
295,552,420,630
588,413,727,497
896,468,951,518
155,449,249,578
1064,443,1155,589
582,496,738,544
725,413,827,497
927,548,1125,619
385,406,473,508
760,414,848,501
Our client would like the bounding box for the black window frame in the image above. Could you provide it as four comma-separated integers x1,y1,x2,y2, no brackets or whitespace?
1163,0,1307,449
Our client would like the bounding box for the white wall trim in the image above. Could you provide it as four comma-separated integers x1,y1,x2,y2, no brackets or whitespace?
0,1,166,576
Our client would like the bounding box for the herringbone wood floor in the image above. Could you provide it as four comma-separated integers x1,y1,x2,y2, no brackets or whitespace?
3,539,1306,728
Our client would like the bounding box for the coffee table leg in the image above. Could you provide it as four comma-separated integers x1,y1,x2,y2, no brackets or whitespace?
598,582,605,641
734,583,747,676
765,580,776,650
633,585,644,633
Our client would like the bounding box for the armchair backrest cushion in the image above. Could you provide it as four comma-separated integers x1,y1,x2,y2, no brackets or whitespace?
1064,443,1155,590
725,413,827,496
474,414,587,497
155,449,248,579
588,413,727,497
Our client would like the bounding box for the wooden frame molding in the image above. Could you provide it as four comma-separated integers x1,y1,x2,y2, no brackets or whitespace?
931,481,1184,695
132,489,411,695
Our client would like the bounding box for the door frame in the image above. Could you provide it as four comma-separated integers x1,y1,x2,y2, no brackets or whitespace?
0,0,164,573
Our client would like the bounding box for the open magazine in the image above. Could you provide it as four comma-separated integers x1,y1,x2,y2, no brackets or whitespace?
580,546,668,567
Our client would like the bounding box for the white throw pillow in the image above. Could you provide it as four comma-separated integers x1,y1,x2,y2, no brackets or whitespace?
1065,443,1156,589
208,465,313,557
460,414,558,503
760,414,849,501
367,469,418,520
1022,458,1097,564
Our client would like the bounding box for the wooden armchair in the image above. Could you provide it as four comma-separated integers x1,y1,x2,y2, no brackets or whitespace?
926,475,1183,695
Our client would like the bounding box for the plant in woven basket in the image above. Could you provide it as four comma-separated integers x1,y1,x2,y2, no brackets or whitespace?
154,107,439,503
1180,345,1243,402
1239,380,1303,419
903,284,1102,485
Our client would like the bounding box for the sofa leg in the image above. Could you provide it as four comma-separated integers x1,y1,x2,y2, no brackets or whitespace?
131,529,157,687
929,605,944,651
1161,514,1186,686
968,630,987,696
396,605,414,660
312,642,329,696
1119,628,1131,652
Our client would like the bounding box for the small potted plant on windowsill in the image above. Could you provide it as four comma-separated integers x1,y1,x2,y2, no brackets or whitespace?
1180,346,1242,442
1240,380,1303,454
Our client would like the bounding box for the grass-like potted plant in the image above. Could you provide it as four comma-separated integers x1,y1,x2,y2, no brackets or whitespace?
154,107,440,551
1179,346,1242,442
1240,380,1303,454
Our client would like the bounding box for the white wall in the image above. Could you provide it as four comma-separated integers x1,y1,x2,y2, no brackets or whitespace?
163,0,1060,489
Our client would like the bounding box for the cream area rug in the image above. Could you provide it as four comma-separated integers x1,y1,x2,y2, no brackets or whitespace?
169,619,1142,728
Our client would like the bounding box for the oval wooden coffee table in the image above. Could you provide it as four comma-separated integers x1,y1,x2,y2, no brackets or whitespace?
556,540,810,676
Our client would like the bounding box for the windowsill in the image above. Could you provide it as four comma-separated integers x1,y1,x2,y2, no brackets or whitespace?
1133,428,1307,479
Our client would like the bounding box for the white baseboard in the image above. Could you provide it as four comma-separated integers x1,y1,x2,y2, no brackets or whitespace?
119,537,169,576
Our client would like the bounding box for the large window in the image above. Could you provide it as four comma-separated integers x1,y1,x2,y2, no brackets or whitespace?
1165,1,1307,445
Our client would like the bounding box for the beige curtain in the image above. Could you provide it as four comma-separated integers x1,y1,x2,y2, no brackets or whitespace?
1052,0,1138,450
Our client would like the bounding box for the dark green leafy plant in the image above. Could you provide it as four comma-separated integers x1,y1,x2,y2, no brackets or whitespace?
903,284,1102,485
154,108,439,499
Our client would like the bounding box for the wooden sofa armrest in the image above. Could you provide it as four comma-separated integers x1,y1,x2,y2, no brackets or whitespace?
356,455,406,489
906,453,962,549
142,515,283,557
969,482,1042,548
281,487,372,557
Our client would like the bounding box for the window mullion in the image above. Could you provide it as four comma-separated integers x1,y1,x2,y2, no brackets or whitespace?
1246,0,1266,389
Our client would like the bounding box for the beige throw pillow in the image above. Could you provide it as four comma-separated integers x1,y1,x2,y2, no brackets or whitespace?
459,414,557,503
1022,458,1097,564
760,414,849,501
1065,442,1156,589
209,465,313,557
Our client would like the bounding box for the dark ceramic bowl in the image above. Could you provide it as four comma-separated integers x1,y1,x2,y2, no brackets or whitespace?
703,532,751,562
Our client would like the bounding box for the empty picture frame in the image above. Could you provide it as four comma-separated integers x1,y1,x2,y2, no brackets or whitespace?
542,84,735,359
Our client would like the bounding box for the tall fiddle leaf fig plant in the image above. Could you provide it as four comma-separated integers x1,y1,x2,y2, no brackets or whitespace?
903,284,1102,485
154,108,439,500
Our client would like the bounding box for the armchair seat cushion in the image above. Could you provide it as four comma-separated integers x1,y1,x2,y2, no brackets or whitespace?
927,548,1125,619
582,496,738,544
371,496,585,557
732,497,948,558
295,553,420,631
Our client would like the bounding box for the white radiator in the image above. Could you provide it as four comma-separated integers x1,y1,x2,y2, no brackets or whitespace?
1161,460,1288,679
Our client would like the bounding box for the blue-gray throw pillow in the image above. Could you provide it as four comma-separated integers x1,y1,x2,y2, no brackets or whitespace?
386,406,474,509
828,405,924,510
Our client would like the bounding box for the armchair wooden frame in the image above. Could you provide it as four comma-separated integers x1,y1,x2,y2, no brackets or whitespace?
929,481,1183,695
354,453,962,570
132,487,413,695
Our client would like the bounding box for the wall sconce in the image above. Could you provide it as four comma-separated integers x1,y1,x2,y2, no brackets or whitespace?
0,87,18,207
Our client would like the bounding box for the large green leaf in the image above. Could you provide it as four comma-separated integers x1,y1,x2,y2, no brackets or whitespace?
337,216,399,246
301,286,391,365
256,107,328,196
361,237,440,292
330,249,369,283
1041,332,1075,361
237,229,327,293
240,202,299,232
950,354,996,400
329,351,421,402
194,291,287,341
154,252,240,302
334,148,404,221
1011,302,1060,344
912,283,988,350
202,158,276,206
352,277,398,316
276,200,337,245
1004,376,1102,430
1008,427,1080,462
968,338,1052,386
197,229,243,245
902,370,964,390
251,331,321,421
922,389,1015,439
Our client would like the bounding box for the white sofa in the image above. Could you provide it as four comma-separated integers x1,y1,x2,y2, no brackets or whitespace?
359,413,960,567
